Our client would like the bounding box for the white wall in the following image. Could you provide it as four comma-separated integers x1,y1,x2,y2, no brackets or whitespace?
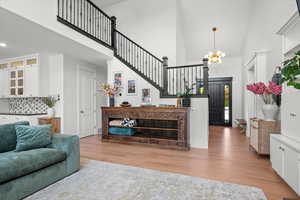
107,58,176,106
210,57,243,125
176,2,187,65
188,56,244,126
242,0,297,119
103,0,179,66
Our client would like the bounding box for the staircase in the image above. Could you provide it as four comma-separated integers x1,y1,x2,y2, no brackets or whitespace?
57,0,209,97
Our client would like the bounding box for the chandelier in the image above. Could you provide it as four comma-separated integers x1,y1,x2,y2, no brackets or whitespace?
205,27,225,64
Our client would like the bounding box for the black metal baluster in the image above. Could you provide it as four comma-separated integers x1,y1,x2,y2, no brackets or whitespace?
66,0,69,21
70,0,72,22
73,0,75,25
97,12,99,39
99,14,102,40
173,68,175,95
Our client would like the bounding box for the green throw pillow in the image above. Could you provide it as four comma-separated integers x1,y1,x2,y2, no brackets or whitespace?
15,125,52,152
0,121,30,153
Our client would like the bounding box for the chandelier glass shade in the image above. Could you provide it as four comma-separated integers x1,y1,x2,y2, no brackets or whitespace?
205,27,225,64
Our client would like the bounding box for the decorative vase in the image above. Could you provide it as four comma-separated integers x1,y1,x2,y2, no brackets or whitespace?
47,108,55,118
262,104,278,121
182,97,191,107
109,96,115,107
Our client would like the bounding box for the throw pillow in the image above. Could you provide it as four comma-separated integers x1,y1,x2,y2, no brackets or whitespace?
15,125,52,152
0,121,30,153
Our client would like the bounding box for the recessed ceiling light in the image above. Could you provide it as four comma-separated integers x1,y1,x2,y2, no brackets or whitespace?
0,42,7,47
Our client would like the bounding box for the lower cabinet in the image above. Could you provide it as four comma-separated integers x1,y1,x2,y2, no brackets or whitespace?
270,134,300,195
0,115,47,126
270,137,284,176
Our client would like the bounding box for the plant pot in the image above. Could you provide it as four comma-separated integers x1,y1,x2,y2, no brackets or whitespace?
109,96,115,107
47,108,55,118
262,104,278,121
182,97,191,107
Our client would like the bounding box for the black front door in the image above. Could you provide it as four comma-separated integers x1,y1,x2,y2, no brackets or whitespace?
208,77,232,126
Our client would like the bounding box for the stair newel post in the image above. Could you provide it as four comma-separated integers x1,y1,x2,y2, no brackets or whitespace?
203,58,209,96
111,16,117,54
162,56,169,95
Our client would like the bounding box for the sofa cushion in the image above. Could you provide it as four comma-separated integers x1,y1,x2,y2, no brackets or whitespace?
16,125,52,152
0,148,66,184
0,121,30,153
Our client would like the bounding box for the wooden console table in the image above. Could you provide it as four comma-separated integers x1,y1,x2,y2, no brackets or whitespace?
101,107,190,150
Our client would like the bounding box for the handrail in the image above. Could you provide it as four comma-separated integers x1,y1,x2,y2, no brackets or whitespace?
115,30,164,88
85,0,112,20
57,0,112,48
115,30,163,63
166,64,204,70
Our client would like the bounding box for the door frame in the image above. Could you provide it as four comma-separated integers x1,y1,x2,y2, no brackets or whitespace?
76,65,97,137
208,77,233,127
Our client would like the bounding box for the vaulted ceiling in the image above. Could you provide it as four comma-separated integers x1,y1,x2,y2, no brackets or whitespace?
92,0,127,7
179,0,252,61
94,0,253,61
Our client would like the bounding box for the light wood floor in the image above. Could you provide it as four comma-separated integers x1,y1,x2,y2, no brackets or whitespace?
80,126,299,200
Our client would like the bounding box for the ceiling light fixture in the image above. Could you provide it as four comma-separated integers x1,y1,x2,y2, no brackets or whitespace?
205,27,225,64
0,42,7,47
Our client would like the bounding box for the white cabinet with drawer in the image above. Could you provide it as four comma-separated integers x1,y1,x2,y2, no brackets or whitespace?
270,134,300,195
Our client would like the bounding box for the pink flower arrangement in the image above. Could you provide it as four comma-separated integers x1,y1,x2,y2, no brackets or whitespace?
100,84,121,97
246,82,282,104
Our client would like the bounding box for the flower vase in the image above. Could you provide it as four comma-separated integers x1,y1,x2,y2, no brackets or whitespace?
109,96,115,107
262,104,278,121
47,108,55,118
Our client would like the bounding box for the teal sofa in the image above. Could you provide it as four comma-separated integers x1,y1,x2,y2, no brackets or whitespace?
0,122,80,200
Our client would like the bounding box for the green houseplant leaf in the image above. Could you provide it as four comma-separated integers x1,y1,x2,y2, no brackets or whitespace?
281,51,300,90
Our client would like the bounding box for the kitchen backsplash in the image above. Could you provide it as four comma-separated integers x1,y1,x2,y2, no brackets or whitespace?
9,97,48,114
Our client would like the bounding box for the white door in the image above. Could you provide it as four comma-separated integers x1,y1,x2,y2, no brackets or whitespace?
78,68,96,138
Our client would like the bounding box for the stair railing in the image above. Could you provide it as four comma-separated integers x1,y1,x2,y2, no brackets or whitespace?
57,0,209,97
162,58,209,97
57,0,113,49
114,30,164,89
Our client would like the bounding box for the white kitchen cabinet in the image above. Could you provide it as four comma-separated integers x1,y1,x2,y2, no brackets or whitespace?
0,115,10,124
24,65,39,97
0,115,46,126
270,134,300,195
270,136,284,176
0,68,9,98
284,145,299,193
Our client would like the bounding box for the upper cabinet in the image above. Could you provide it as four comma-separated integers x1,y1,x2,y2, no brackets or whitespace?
277,12,300,58
0,55,41,98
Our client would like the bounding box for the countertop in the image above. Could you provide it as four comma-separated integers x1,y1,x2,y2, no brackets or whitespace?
0,113,47,116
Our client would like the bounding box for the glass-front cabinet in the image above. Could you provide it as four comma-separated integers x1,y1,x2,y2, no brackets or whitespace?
9,69,24,96
0,55,39,98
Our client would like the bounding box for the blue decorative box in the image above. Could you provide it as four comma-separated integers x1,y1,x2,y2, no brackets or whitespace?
109,127,136,136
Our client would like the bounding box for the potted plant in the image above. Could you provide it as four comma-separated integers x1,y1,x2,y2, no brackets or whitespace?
180,81,196,107
247,82,282,121
42,95,60,118
281,51,300,89
100,84,121,107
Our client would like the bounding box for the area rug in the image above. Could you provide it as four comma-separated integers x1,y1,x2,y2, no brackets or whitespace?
26,160,267,200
